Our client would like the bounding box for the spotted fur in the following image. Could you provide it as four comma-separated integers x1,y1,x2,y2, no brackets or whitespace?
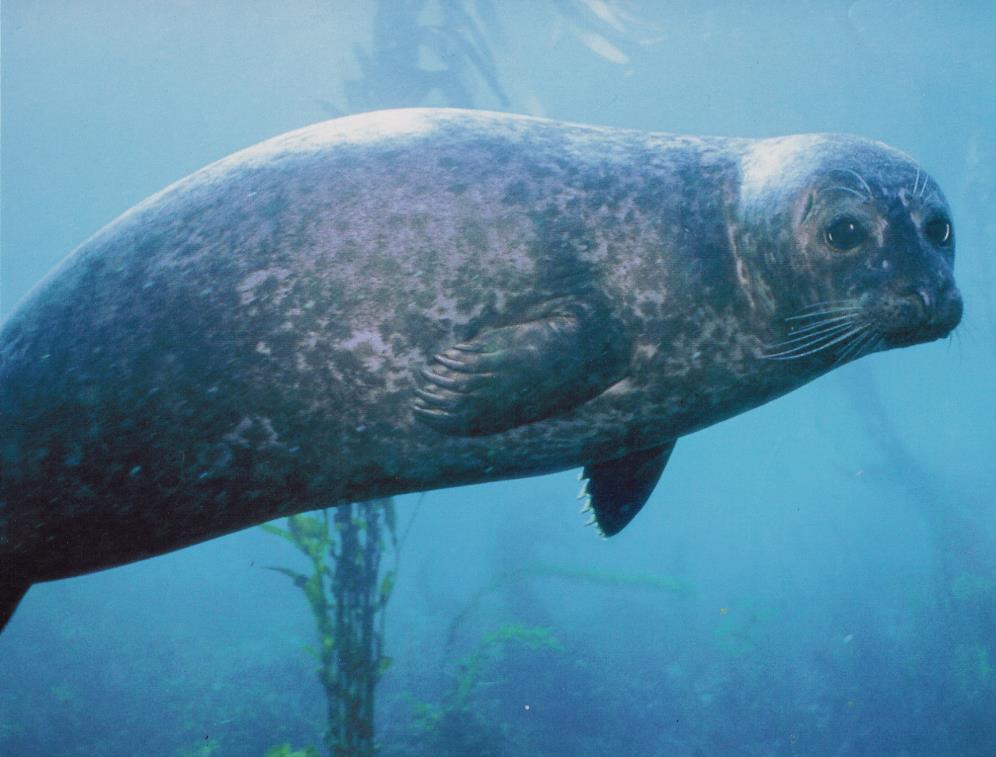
0,109,961,604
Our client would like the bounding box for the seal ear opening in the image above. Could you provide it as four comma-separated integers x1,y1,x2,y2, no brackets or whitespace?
0,581,30,633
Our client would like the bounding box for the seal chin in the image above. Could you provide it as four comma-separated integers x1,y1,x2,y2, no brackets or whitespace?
874,285,963,348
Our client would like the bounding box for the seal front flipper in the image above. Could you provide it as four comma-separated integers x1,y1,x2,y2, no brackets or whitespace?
413,299,629,436
1,579,30,632
581,441,676,536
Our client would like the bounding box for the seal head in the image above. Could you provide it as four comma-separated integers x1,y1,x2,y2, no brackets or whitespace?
737,135,962,367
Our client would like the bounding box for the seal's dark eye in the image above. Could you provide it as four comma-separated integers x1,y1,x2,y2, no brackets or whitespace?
824,216,868,251
925,215,952,247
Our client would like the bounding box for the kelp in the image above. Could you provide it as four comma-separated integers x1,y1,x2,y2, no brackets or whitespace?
401,623,563,756
445,562,692,647
262,499,398,757
263,745,322,757
264,4,517,753
324,0,659,118
550,0,664,65
330,0,509,115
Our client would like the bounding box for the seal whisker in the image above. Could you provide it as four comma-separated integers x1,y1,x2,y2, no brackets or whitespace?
861,334,885,360
872,334,886,352
841,328,873,359
764,322,861,357
765,324,867,359
912,167,921,196
788,313,860,335
831,341,857,368
771,319,859,346
845,332,883,366
776,322,861,347
771,318,860,344
800,299,860,310
838,168,874,200
786,306,862,321
950,330,963,359
832,326,876,367
769,328,867,360
823,185,867,201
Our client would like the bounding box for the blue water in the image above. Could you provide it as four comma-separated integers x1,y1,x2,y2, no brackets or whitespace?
2,2,994,755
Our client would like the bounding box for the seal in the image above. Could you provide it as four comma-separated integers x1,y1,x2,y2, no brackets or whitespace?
0,108,962,630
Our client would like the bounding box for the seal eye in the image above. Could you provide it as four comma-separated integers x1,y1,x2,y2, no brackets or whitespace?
824,216,868,251
925,215,952,247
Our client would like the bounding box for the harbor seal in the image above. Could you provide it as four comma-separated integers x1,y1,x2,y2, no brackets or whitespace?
0,108,962,630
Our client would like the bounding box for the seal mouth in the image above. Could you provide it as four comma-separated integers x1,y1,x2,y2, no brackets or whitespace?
882,313,960,347
763,284,962,364
876,286,963,348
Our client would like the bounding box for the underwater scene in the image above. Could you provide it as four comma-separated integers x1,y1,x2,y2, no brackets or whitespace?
1,2,994,755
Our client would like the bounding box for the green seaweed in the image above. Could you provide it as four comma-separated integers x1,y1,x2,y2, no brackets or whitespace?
263,745,322,757
402,623,563,756
263,499,398,757
445,561,692,647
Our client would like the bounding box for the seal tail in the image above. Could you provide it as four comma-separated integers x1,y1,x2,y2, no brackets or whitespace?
0,580,30,633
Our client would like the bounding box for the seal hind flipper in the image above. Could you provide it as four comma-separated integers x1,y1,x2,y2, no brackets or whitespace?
581,441,676,536
0,580,30,633
413,301,628,436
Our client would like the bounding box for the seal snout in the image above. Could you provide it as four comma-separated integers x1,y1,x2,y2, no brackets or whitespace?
916,268,963,334
879,278,962,347
928,279,963,335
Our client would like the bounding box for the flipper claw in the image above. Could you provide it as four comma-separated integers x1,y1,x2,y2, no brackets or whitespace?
410,299,629,436
580,441,676,536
